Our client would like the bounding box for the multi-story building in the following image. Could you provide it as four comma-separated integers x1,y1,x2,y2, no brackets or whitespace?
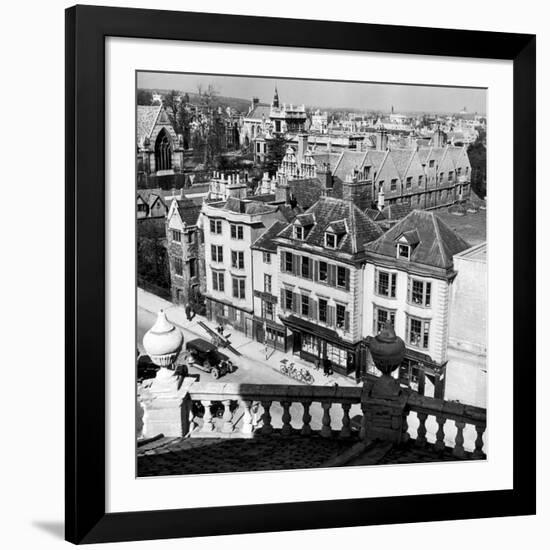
274,191,383,377
363,209,470,398
445,243,487,407
165,196,203,306
200,196,295,337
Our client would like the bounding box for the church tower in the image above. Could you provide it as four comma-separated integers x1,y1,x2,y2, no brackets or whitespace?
272,86,280,108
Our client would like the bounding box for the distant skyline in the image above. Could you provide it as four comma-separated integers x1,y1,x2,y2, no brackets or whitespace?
137,71,486,114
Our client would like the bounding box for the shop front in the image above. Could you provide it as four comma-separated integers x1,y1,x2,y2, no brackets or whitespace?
252,316,287,352
281,315,360,377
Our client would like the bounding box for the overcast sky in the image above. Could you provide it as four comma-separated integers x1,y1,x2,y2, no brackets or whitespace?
137,71,486,114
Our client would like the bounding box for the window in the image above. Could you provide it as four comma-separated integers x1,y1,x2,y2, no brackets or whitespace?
439,172,444,184
301,256,311,279
232,277,246,299
137,203,147,213
407,316,430,349
231,250,245,270
171,229,181,242
284,289,293,311
363,166,371,179
186,230,195,244
336,266,348,289
429,159,435,168
230,224,244,240
336,304,346,329
374,306,396,334
295,226,304,240
390,178,398,191
262,300,274,320
418,175,424,186
325,233,337,249
189,258,197,278
211,245,223,263
326,343,348,368
397,243,410,260
212,270,224,292
284,251,293,273
174,257,183,276
318,298,328,323
448,171,454,182
408,278,432,307
210,219,222,234
263,252,271,264
301,333,319,356
406,177,412,188
319,261,328,282
375,269,397,298
457,167,462,177
264,274,272,293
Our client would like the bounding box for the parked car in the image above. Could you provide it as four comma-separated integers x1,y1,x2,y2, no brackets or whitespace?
185,338,235,379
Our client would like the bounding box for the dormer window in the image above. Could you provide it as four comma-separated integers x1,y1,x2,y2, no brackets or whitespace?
325,233,337,249
295,226,305,240
397,243,411,259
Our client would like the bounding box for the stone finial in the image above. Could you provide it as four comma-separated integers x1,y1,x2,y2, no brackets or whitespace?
142,310,183,368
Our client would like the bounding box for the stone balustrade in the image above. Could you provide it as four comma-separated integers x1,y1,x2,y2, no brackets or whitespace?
149,378,488,458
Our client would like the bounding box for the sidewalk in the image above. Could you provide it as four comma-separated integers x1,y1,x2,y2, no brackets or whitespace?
137,288,360,388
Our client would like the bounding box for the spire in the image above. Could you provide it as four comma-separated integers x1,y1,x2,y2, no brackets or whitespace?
272,86,279,108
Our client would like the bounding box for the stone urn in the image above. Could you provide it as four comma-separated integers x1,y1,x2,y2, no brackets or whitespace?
143,310,183,369
368,322,406,376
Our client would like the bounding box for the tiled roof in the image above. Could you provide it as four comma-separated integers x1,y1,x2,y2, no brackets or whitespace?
251,220,288,252
365,208,385,221
278,196,383,256
366,209,470,270
390,149,413,179
247,104,271,120
222,197,277,215
381,203,412,221
332,150,367,180
137,105,162,144
288,178,325,210
176,198,201,226
364,150,387,170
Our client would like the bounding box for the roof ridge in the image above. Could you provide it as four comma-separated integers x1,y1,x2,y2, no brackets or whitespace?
430,211,448,266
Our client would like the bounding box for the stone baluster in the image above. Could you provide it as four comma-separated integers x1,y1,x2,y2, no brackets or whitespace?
415,412,428,447
321,402,332,438
340,403,352,438
261,400,273,435
401,410,410,443
240,400,253,435
201,400,215,433
472,424,486,459
360,402,369,441
281,401,292,436
453,421,466,458
434,415,446,452
301,401,312,436
221,399,234,434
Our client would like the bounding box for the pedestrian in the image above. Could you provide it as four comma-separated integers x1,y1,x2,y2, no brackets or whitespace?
323,359,330,377
185,304,191,321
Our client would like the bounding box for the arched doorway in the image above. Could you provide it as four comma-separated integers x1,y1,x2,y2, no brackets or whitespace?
155,128,172,172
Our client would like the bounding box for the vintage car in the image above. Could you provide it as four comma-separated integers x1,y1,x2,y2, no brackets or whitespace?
185,338,235,379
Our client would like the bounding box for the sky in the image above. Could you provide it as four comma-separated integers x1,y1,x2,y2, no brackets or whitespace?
138,71,486,114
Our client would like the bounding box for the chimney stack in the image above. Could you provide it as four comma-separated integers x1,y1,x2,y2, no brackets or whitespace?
342,172,371,210
376,127,389,151
377,187,385,211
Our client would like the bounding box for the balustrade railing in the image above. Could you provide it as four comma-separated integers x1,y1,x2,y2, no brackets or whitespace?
176,380,486,458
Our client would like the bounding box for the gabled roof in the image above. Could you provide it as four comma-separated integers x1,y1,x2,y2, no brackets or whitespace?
251,220,288,252
390,149,414,179
365,208,386,222
247,103,271,120
366,210,470,270
277,196,383,256
287,178,325,210
137,105,162,144
175,197,201,226
326,220,347,234
295,213,315,227
381,203,412,221
332,150,367,181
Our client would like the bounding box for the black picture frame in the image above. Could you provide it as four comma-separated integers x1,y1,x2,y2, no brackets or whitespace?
65,4,536,544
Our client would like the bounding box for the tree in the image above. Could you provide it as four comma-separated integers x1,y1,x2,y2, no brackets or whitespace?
137,89,153,105
262,134,289,175
467,131,487,198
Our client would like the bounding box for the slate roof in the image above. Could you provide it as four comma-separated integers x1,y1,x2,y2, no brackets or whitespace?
251,220,288,252
137,105,162,144
366,209,470,270
288,178,325,210
277,196,383,256
221,197,278,215
365,208,386,222
332,150,367,181
391,149,414,179
175,197,202,226
381,203,412,221
247,103,271,120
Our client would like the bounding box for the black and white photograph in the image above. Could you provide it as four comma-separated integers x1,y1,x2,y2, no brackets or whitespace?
136,72,488,477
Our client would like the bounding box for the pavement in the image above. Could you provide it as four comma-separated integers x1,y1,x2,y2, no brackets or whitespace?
137,287,360,389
